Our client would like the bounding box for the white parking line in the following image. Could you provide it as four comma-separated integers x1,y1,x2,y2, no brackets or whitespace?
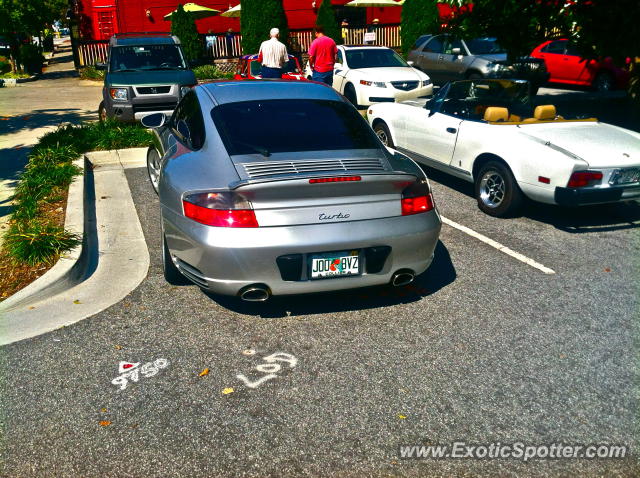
441,216,556,275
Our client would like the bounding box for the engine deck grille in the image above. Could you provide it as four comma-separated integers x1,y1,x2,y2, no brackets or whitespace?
241,158,387,179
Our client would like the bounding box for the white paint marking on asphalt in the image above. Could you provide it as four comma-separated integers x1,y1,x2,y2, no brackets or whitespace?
111,358,169,391
236,352,298,390
440,216,556,275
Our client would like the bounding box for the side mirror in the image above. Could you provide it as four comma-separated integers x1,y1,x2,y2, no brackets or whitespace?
334,62,343,70
407,60,415,66
141,112,166,128
95,62,106,70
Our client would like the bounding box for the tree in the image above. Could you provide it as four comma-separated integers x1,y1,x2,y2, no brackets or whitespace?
315,0,340,44
441,0,570,62
400,0,440,56
170,4,202,64
241,0,289,55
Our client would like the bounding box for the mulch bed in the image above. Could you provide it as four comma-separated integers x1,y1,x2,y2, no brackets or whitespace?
0,189,69,302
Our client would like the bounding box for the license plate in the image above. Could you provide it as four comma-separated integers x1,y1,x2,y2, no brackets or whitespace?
609,168,640,185
310,250,360,279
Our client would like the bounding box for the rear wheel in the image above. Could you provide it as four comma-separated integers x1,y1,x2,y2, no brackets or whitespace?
344,83,359,108
467,72,483,80
162,234,190,285
475,161,523,217
373,122,394,148
98,101,107,122
147,148,161,194
593,71,614,92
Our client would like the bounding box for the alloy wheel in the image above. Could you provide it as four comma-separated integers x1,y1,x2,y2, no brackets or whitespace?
479,171,506,208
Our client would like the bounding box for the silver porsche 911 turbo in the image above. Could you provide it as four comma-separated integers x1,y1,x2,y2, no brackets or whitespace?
141,80,441,301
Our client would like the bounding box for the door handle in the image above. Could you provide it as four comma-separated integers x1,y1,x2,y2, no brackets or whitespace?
446,127,457,134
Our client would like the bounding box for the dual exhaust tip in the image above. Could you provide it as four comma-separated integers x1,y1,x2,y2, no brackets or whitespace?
239,270,415,302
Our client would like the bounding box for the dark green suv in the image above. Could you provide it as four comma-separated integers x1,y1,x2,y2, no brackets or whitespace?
97,34,197,122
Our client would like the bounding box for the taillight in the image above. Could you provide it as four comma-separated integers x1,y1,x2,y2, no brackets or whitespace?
401,179,435,215
182,192,258,227
567,171,603,188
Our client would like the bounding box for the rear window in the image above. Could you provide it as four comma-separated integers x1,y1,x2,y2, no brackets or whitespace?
211,99,380,155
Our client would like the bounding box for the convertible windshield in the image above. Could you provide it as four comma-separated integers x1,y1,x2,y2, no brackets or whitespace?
466,38,506,55
249,58,299,76
345,49,409,69
110,45,187,72
211,99,380,155
431,80,536,121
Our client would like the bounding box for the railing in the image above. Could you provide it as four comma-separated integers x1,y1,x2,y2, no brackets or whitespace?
77,24,402,66
77,40,109,66
203,33,243,59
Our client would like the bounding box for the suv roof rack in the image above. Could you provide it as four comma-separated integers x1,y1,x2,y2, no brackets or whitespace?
112,32,173,37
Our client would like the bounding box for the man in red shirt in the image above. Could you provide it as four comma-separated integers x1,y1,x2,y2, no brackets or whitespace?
308,26,337,86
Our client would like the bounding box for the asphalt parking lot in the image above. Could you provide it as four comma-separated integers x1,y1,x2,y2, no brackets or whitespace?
1,141,638,476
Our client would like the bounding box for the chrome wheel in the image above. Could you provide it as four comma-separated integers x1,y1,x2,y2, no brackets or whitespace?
147,149,161,194
479,171,506,208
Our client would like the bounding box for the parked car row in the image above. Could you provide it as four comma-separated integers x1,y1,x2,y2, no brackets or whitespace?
409,34,629,92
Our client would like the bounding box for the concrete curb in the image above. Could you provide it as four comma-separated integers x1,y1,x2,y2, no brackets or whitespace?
0,50,55,87
0,148,149,346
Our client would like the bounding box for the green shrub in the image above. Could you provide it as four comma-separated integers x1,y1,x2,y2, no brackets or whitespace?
170,4,203,63
193,64,233,80
0,56,10,74
241,0,289,54
19,43,44,75
79,66,105,80
4,221,81,266
400,0,440,56
315,0,341,45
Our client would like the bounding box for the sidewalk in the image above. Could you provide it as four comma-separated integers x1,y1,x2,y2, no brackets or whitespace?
0,37,102,246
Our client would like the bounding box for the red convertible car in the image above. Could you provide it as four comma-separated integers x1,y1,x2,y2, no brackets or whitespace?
233,54,308,81
531,39,629,91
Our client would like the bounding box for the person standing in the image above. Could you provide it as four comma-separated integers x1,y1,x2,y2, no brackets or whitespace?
308,26,338,86
258,28,289,79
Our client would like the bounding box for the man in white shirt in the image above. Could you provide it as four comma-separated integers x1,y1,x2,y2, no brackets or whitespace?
258,28,289,79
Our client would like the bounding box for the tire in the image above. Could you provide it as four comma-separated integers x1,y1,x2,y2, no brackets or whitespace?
466,72,483,80
373,122,394,148
474,161,523,217
593,71,614,92
344,83,359,108
98,101,107,122
162,234,190,285
147,148,161,194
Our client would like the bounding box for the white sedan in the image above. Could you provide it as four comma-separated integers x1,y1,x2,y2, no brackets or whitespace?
367,79,640,217
306,46,433,107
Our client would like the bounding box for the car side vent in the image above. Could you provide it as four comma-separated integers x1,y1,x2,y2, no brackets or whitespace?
241,159,386,179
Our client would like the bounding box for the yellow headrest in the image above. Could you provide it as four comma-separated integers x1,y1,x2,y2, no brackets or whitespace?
484,107,509,122
534,104,556,120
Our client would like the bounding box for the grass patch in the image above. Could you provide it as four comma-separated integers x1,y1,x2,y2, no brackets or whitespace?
0,119,152,298
193,64,234,80
79,65,105,81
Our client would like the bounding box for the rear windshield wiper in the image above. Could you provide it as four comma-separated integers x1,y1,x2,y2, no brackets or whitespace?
236,141,271,157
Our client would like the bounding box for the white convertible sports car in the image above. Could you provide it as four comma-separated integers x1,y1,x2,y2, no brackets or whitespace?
368,79,640,217
306,45,433,107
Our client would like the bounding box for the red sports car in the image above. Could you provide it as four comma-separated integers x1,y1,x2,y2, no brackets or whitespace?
233,54,308,81
531,39,629,91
